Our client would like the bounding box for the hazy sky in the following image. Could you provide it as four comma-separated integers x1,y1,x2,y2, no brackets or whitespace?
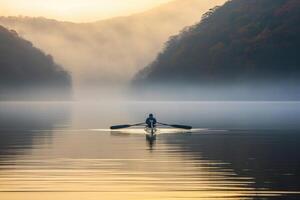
0,0,173,22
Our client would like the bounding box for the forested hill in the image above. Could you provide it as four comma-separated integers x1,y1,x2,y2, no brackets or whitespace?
0,26,71,100
134,0,300,87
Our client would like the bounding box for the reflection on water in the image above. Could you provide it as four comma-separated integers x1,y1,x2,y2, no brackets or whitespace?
0,102,300,200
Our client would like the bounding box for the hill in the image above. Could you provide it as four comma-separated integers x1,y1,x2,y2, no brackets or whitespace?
0,0,226,87
0,26,71,100
134,0,300,100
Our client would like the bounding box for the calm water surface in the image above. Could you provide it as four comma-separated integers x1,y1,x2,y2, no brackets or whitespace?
0,101,300,200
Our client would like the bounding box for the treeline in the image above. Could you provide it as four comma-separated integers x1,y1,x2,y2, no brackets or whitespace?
135,0,300,86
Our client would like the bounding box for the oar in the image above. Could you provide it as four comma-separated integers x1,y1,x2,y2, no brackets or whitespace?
110,123,145,130
158,122,192,130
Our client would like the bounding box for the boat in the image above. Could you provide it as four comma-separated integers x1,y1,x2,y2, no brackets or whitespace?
144,126,157,140
110,122,192,140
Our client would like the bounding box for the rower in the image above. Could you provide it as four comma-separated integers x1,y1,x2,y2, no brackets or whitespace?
146,114,157,128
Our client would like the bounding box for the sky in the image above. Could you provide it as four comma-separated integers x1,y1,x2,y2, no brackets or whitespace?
0,0,173,22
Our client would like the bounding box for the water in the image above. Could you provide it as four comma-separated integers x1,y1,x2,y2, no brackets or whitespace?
0,101,300,200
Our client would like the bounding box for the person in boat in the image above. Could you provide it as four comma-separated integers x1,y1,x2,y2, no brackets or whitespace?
146,114,157,128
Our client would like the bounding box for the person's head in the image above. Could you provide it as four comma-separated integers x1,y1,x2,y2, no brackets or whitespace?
149,113,154,118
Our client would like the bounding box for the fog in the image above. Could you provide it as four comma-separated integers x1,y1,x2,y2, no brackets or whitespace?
14,82,294,101
129,82,300,101
0,87,72,101
0,0,226,99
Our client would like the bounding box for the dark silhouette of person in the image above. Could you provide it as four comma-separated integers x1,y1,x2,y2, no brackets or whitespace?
146,114,157,128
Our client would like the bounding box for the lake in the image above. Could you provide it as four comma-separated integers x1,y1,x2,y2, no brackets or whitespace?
0,101,300,200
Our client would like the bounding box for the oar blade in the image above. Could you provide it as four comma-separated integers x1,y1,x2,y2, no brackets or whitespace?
110,125,131,130
171,124,192,130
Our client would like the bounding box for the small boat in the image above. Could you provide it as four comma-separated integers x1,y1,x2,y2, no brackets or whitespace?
110,122,192,140
144,126,157,140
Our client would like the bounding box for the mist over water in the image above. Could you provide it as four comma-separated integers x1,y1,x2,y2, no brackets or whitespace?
0,101,300,199
128,82,300,102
